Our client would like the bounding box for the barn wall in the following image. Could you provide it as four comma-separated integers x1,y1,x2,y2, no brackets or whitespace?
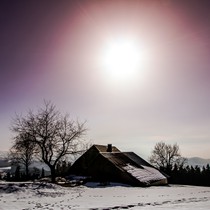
69,146,100,175
150,178,168,186
87,154,143,186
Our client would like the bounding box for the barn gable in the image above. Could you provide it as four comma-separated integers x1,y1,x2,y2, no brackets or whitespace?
94,144,120,153
69,144,167,186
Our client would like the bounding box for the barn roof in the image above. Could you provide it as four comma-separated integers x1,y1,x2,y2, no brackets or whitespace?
100,152,166,185
93,144,120,153
123,152,153,167
101,152,143,169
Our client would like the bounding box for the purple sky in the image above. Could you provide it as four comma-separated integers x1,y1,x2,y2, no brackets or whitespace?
1,0,210,159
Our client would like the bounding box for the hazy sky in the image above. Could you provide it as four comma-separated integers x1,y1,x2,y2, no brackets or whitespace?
1,0,210,159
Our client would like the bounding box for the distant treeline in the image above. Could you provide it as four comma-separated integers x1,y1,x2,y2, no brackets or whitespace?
3,160,71,182
162,164,210,186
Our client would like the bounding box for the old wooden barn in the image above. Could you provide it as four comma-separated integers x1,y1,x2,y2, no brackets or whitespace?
69,144,168,186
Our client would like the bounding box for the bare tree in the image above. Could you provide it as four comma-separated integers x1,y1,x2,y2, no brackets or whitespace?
12,101,87,182
9,133,35,179
149,141,186,173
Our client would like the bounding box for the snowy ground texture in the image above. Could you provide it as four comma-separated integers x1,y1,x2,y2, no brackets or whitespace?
1,181,210,210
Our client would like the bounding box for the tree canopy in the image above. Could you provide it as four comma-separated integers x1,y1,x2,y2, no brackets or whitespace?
11,101,87,182
149,141,186,173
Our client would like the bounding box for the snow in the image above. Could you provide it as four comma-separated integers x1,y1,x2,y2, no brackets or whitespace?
0,167,11,171
123,164,166,185
28,161,50,171
0,181,210,209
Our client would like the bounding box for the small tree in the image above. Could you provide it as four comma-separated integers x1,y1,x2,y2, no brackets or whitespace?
9,133,35,180
12,101,87,182
149,141,186,173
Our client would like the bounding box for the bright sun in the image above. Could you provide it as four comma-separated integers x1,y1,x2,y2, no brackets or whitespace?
100,38,145,85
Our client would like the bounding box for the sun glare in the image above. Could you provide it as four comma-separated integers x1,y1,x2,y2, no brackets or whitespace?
100,38,145,86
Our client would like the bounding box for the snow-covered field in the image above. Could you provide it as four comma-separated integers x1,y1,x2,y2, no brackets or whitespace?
1,182,210,210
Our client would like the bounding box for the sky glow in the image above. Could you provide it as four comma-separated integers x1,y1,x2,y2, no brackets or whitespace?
1,0,210,159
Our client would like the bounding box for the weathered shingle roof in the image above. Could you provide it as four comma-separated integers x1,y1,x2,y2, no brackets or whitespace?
100,152,167,185
123,164,166,185
101,152,143,169
123,152,153,167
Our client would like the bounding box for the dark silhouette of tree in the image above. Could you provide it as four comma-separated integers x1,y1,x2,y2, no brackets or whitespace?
41,168,45,178
15,165,21,181
169,163,210,187
202,164,210,186
149,141,186,174
56,160,71,176
9,133,35,180
11,101,87,183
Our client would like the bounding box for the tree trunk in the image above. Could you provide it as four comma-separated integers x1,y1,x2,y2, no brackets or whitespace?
50,166,56,183
25,162,29,180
